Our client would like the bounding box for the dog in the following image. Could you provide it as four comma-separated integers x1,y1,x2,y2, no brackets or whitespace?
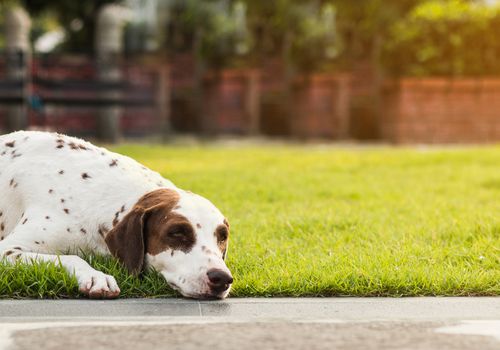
0,131,233,299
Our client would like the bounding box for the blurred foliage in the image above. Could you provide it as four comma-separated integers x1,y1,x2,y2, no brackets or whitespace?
8,0,500,76
163,0,340,71
384,0,500,77
0,0,21,50
334,0,423,64
30,11,62,50
198,1,252,68
20,0,122,52
0,8,5,50
3,0,423,72
242,0,339,72
238,0,422,72
163,0,242,68
286,2,339,73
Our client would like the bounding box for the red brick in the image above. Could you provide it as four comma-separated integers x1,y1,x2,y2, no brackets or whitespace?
381,77,500,143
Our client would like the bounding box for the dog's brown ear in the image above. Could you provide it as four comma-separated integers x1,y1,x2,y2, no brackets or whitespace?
105,207,146,275
105,189,180,275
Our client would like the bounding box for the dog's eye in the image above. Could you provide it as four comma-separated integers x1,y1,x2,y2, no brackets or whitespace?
167,225,189,238
216,226,228,242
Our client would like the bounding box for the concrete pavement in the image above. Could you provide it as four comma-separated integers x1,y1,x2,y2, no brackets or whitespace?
1,298,499,350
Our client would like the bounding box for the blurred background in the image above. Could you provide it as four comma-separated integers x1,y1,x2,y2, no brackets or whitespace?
0,0,499,143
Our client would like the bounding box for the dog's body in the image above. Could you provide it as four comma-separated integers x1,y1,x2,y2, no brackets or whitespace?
0,131,232,299
0,131,173,256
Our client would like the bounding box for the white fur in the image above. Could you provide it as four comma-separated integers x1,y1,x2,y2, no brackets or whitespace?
0,131,231,298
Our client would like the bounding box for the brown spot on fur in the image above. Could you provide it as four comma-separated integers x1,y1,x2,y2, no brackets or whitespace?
120,205,125,213
9,179,14,187
35,241,40,244
6,250,21,260
22,218,27,225
0,212,2,217
112,217,119,226
56,144,64,149
48,189,53,194
5,141,15,147
60,199,65,203
196,223,202,229
110,159,118,167
66,228,71,233
63,208,69,214
45,216,50,220
80,228,87,234
1,223,4,231
59,170,64,174
81,173,91,180
66,142,89,151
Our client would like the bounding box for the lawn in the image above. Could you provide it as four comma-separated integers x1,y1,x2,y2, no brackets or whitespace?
1,144,499,298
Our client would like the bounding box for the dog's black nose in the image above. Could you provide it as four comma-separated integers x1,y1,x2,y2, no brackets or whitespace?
207,269,233,292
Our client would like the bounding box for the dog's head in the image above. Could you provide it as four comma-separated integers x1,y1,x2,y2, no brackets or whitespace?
105,188,233,299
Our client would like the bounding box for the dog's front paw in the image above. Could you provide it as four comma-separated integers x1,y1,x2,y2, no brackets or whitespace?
78,271,121,299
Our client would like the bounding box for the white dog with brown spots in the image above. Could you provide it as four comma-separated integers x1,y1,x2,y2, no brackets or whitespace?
0,131,233,299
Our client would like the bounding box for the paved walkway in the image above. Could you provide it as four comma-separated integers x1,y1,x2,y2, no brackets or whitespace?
1,298,499,350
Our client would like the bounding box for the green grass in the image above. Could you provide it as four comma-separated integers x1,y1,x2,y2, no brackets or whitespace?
1,144,500,298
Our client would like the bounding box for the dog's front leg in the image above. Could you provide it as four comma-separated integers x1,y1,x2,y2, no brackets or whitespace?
1,246,120,298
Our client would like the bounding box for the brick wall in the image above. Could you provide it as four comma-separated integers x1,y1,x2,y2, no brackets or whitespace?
349,61,381,140
381,78,500,143
202,69,260,134
290,74,351,139
259,58,290,136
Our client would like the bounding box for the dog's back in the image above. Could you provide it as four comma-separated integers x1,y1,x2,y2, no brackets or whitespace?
0,131,174,253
